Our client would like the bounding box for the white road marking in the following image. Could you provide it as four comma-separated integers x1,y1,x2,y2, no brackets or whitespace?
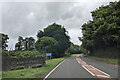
84,62,86,64
43,60,66,80
76,57,111,78
97,75,110,78
76,58,81,64
90,65,110,77
78,62,81,64
76,58,95,76
82,65,95,76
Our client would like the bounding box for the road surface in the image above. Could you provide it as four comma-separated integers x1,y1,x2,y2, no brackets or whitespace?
45,56,118,80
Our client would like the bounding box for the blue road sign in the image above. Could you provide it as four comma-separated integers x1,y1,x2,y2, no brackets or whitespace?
46,53,52,56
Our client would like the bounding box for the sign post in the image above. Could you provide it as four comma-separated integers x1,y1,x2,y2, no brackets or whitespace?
46,53,52,60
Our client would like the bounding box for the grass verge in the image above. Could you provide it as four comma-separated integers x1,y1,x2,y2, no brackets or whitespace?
2,55,70,79
71,54,80,56
85,55,118,65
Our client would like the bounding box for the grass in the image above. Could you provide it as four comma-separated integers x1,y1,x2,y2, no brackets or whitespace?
86,55,118,65
71,54,80,56
2,55,70,79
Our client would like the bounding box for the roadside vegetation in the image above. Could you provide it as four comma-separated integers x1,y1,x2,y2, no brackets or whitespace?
36,23,70,58
66,43,87,55
35,36,60,58
1,0,120,79
1,23,76,79
79,1,120,59
2,54,71,79
85,55,118,65
5,50,44,58
1,23,71,58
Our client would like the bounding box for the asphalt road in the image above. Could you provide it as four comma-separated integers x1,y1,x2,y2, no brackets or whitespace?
46,56,118,80
81,57,118,78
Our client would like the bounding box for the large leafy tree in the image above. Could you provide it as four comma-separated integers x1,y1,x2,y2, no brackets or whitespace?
80,1,120,57
0,33,9,50
37,23,70,57
35,36,60,57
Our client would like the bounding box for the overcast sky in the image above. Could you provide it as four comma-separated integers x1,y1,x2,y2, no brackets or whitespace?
0,0,117,50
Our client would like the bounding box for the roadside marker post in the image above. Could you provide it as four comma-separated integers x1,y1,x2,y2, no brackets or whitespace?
46,53,52,60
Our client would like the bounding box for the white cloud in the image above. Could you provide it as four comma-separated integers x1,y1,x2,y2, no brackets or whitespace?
1,0,117,49
68,28,82,45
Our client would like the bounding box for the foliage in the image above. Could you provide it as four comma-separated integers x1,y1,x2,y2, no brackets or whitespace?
2,49,9,57
37,23,70,57
66,43,87,54
2,56,69,78
80,1,120,57
66,43,81,54
86,55,118,65
0,33,9,50
15,36,35,51
15,36,23,50
5,50,43,58
79,45,87,54
35,36,60,57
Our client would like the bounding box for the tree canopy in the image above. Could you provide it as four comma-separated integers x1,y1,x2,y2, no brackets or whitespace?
0,33,9,50
15,36,35,51
35,36,60,57
80,1,120,57
66,43,81,54
37,23,70,57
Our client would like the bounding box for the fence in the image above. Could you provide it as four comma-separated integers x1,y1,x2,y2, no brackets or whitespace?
2,54,46,71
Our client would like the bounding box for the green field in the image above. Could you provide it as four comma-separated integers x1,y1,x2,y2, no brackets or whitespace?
2,55,70,79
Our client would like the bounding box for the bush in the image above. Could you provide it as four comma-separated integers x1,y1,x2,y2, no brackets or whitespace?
8,50,44,58
66,43,77,54
35,36,60,58
37,23,70,57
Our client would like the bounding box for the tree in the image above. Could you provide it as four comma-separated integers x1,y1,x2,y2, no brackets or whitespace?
15,42,21,50
80,1,120,57
0,33,9,50
23,37,30,50
37,30,44,39
15,36,35,51
35,36,60,57
66,43,80,54
15,36,24,50
37,23,70,57
28,37,35,50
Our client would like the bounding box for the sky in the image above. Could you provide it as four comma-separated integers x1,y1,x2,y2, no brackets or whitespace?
0,0,118,50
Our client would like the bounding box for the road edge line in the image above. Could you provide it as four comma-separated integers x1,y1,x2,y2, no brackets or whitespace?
43,59,66,80
82,65,95,76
